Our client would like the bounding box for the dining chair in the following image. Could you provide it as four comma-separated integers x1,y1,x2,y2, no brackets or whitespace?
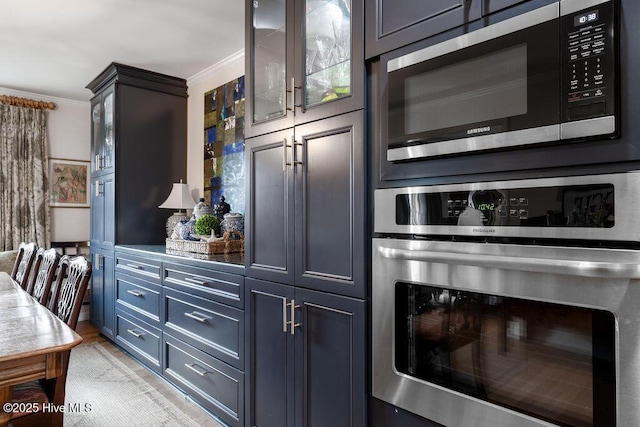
10,255,92,427
25,248,61,305
47,255,92,330
10,241,38,289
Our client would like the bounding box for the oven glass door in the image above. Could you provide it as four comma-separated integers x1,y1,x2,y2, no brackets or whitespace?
386,7,560,159
395,282,615,427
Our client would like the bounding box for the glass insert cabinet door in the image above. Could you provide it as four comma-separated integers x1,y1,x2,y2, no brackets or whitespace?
102,90,114,170
248,0,359,134
304,0,352,109
91,98,101,173
250,0,288,124
91,88,115,173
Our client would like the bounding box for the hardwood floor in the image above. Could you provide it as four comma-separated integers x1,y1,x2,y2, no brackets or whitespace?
74,321,225,427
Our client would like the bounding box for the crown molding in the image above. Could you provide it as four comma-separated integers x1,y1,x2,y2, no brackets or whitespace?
187,49,245,86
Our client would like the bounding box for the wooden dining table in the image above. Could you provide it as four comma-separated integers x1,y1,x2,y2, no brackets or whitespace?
0,271,82,427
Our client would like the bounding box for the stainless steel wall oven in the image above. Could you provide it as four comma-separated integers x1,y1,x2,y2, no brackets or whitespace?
372,171,640,426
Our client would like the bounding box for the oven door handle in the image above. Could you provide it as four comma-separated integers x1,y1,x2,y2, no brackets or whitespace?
377,247,640,279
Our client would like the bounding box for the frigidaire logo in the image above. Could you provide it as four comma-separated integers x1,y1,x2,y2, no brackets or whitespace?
467,126,491,135
473,228,496,233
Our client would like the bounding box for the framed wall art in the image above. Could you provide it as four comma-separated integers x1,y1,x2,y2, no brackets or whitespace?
49,158,90,207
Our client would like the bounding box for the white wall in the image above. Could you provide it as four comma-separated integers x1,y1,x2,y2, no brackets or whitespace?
0,87,90,243
186,50,245,202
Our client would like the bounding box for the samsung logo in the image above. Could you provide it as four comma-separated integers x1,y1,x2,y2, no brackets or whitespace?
467,126,491,135
473,228,496,233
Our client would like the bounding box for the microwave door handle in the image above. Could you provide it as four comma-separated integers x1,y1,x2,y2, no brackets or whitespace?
377,247,640,279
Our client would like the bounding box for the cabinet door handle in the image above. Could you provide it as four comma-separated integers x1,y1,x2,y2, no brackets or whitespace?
283,138,292,171
126,289,144,298
293,140,303,168
286,299,302,335
185,311,211,323
185,363,210,377
286,77,302,115
94,180,103,197
93,253,102,270
184,277,207,286
127,329,143,338
282,297,288,333
126,263,142,270
94,154,101,171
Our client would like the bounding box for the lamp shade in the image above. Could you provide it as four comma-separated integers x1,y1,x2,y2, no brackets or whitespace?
159,182,196,210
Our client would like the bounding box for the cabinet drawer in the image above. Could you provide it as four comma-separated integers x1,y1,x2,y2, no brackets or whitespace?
115,252,161,283
115,309,162,372
163,262,243,309
115,273,161,324
163,287,243,369
164,334,243,427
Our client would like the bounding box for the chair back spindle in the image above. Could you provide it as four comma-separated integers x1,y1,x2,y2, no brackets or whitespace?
11,242,38,289
26,248,61,305
48,255,92,330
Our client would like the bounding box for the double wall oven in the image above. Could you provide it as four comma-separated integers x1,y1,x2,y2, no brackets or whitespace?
369,0,640,425
372,172,640,426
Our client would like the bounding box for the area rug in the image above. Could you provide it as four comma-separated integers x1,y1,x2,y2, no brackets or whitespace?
64,342,202,427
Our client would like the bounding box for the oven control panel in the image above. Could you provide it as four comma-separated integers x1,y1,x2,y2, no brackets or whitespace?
562,1,617,124
396,184,614,228
373,171,640,241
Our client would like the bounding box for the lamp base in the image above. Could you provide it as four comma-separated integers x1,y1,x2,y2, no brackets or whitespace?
166,212,190,237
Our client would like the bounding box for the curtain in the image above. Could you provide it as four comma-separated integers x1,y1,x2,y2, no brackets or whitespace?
0,104,50,251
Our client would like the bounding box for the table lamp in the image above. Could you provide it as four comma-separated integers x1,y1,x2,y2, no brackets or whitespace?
159,180,196,237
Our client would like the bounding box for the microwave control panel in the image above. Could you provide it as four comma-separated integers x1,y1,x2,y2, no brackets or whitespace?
562,0,617,123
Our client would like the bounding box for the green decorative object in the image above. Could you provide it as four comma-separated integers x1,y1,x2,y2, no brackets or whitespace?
195,214,220,236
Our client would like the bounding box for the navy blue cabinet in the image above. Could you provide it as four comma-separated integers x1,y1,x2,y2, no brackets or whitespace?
113,252,163,370
245,278,366,427
87,63,187,336
113,246,246,427
365,0,482,58
245,111,366,298
90,246,115,339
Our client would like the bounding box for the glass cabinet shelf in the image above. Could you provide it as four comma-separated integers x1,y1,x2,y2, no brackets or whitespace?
305,0,351,108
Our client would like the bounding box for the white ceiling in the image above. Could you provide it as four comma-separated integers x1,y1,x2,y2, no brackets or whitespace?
0,0,245,102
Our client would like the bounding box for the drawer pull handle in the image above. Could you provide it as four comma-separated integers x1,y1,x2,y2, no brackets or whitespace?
127,329,143,338
185,311,211,323
126,290,144,297
184,277,207,286
185,363,210,377
126,263,142,269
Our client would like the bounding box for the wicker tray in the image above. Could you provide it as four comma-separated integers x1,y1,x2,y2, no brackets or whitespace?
166,231,244,255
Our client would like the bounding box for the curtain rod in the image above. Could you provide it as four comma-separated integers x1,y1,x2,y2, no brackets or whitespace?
0,94,57,110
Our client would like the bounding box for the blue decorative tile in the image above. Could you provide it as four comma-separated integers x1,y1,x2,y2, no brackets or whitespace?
204,76,247,214
206,126,216,144
235,76,245,101
223,142,244,156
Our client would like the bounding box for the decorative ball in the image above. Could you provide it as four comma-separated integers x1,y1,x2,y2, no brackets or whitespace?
195,214,221,237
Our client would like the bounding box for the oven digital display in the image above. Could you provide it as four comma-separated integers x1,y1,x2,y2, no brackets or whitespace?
575,10,599,27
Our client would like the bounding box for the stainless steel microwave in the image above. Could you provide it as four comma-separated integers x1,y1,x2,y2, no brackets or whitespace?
383,0,619,162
